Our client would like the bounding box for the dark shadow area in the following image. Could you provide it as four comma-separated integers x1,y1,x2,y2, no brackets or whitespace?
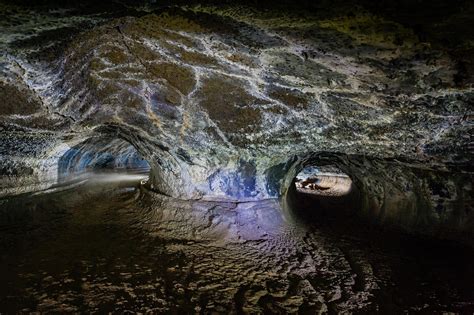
281,152,474,246
280,154,474,313
288,165,362,225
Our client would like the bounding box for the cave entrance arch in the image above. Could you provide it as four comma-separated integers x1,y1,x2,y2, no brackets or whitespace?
56,123,198,199
58,136,150,184
291,165,359,223
281,153,362,225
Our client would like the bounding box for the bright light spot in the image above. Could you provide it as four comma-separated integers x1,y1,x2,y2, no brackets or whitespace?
295,166,352,196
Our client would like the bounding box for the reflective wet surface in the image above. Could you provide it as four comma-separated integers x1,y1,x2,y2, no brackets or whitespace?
0,173,473,313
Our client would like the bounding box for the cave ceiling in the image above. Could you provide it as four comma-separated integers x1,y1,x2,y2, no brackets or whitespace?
0,0,473,199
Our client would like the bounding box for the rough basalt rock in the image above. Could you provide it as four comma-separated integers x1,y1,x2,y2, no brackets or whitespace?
0,2,473,240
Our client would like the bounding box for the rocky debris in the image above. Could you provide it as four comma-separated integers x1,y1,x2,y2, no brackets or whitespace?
0,181,379,313
2,178,472,313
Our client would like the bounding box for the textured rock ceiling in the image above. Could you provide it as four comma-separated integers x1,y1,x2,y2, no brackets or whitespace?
0,0,473,239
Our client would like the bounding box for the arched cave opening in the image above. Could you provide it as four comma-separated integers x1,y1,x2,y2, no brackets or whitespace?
280,152,474,245
57,136,150,184
285,161,362,225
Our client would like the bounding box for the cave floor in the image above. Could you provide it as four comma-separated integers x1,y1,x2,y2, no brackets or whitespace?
0,174,473,314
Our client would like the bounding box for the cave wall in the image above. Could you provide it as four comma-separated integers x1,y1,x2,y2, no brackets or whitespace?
0,1,472,241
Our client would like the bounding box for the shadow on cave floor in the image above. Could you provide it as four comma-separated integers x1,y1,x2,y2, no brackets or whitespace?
290,189,474,313
0,176,473,313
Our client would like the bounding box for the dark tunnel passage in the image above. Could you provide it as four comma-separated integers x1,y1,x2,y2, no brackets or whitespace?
281,152,474,245
57,136,150,183
288,164,361,224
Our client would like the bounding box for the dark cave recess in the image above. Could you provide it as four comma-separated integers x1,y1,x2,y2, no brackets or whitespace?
280,152,474,245
57,136,150,183
3,0,473,40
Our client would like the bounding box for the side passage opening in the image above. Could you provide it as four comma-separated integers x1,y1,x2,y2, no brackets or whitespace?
289,165,360,223
58,137,150,185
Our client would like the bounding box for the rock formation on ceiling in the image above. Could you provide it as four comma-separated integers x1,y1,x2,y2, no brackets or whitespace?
0,1,473,240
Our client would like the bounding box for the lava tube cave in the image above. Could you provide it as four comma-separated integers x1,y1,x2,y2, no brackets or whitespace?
0,0,473,313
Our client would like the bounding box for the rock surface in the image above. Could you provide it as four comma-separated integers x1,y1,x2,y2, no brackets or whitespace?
1,179,472,313
0,1,473,239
